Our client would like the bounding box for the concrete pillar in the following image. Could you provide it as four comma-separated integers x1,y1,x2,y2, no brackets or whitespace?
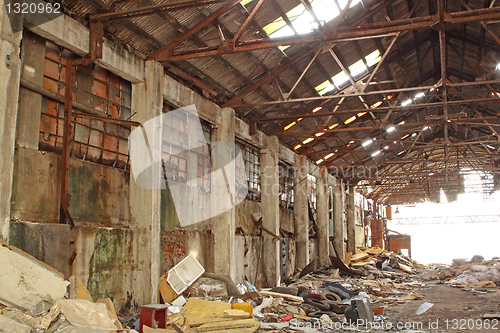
317,168,330,267
130,60,163,304
0,10,23,240
346,185,356,254
261,136,280,286
333,178,344,259
294,155,309,270
212,107,236,280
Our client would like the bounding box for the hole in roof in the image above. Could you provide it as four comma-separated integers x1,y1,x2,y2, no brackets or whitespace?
263,0,361,39
315,49,381,96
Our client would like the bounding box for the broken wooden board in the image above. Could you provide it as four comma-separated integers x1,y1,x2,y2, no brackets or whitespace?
470,281,497,288
351,259,376,267
398,263,413,274
258,291,304,302
0,243,69,310
351,252,369,262
222,309,250,319
344,252,352,266
69,276,93,302
144,326,177,333
194,318,260,332
96,298,123,330
181,298,233,327
363,247,385,256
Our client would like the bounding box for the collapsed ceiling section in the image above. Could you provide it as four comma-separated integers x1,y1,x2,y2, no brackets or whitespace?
61,0,500,204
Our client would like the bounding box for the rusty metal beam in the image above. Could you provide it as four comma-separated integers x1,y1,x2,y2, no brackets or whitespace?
147,0,242,60
233,0,266,44
60,61,75,227
157,6,500,61
90,0,227,20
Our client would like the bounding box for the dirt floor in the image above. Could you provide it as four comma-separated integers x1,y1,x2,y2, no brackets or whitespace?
381,281,500,332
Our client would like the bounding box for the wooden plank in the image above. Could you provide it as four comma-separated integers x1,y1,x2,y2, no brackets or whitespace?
344,252,352,266
351,252,369,262
69,276,93,302
257,291,304,302
195,319,259,332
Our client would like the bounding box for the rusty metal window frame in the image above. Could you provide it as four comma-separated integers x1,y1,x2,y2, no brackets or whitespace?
39,40,131,169
279,162,294,208
236,138,261,201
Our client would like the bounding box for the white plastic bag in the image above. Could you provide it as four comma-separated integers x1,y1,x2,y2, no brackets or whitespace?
416,302,434,315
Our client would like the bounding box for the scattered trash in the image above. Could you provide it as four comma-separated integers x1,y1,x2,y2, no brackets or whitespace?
416,302,434,315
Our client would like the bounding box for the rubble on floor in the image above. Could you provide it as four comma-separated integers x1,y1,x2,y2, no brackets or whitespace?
3,241,499,333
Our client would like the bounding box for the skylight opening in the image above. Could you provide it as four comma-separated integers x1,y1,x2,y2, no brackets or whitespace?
315,49,381,96
312,106,323,113
371,150,381,157
284,121,296,131
315,132,325,137
370,101,382,108
401,134,410,140
294,144,302,150
362,139,373,147
324,153,334,159
344,115,356,124
303,137,315,144
357,111,366,117
328,123,339,129
401,99,412,106
316,158,324,164
263,0,361,39
386,126,396,133
415,92,425,99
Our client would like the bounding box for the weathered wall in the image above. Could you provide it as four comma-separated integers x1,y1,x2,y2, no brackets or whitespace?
0,2,23,240
9,221,135,314
11,148,130,224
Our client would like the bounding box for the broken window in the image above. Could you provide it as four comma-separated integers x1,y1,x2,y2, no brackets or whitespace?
279,162,294,208
161,103,188,183
39,41,131,168
236,139,261,201
161,103,212,191
197,121,212,192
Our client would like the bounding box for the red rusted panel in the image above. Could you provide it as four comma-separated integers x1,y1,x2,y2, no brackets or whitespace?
57,118,64,136
92,79,107,98
93,66,108,82
46,99,58,116
43,77,58,93
103,134,118,151
102,150,117,163
109,103,119,118
110,72,120,88
44,59,59,80
40,114,57,135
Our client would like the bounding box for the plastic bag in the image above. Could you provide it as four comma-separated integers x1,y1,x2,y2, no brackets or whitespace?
416,302,434,315
57,299,117,329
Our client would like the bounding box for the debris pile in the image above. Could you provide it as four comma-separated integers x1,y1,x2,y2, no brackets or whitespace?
0,240,124,332
418,255,500,290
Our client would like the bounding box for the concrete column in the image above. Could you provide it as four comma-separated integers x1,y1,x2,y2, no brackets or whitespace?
333,178,344,259
130,60,163,304
0,10,23,240
317,168,330,267
261,136,280,287
294,155,309,270
346,185,356,254
212,107,236,280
